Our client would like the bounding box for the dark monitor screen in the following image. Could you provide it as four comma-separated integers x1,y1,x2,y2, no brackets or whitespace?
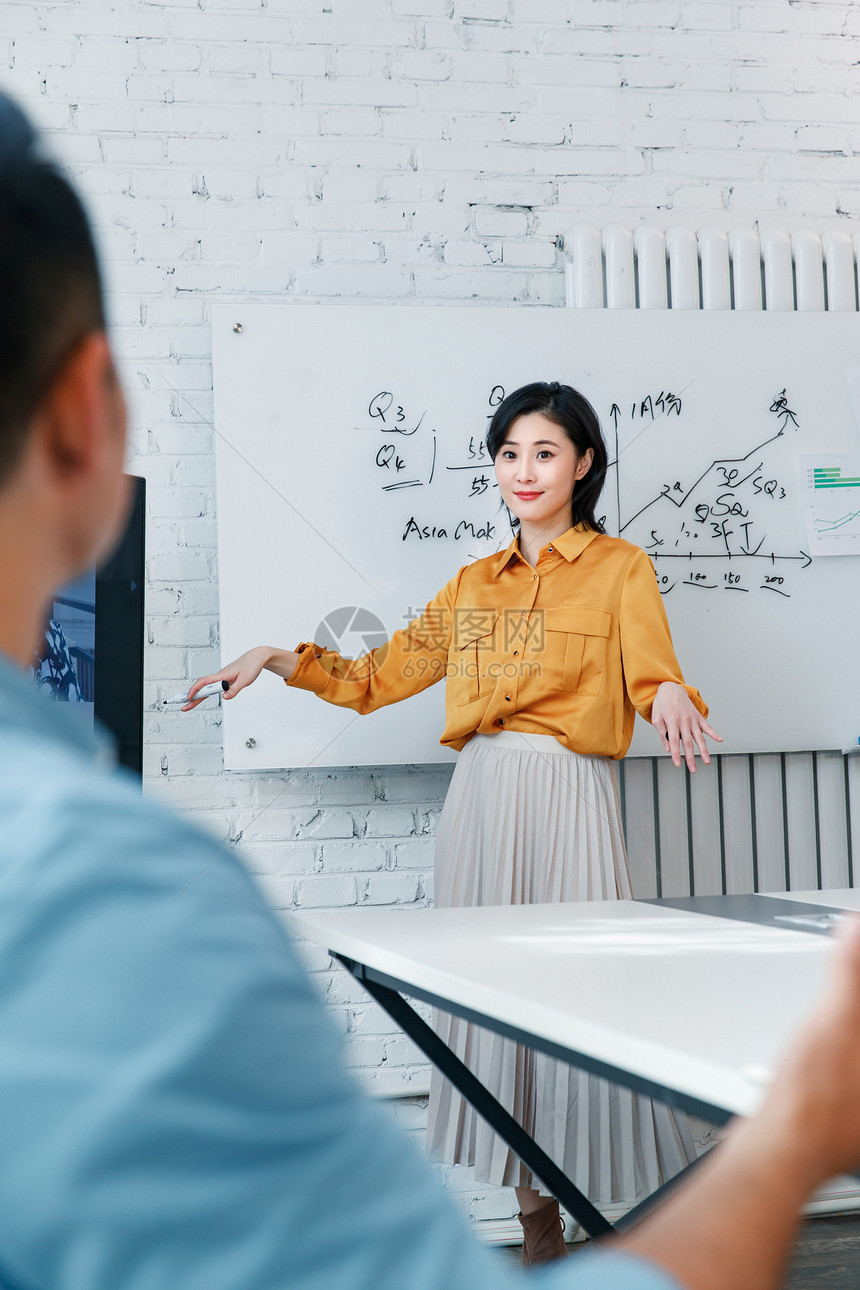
32,476,146,776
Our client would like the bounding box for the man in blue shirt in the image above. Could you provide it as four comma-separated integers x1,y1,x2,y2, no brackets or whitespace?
2,91,860,1290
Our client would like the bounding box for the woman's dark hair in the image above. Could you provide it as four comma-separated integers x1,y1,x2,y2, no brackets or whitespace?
486,381,608,534
0,94,105,487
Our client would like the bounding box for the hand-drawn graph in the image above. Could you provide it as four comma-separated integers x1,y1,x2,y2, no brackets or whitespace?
607,387,811,600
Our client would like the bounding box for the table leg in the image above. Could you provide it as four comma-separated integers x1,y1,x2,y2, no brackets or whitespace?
614,1151,711,1231
337,954,614,1238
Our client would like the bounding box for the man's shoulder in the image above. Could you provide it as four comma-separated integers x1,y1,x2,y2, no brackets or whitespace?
2,727,192,839
0,726,259,914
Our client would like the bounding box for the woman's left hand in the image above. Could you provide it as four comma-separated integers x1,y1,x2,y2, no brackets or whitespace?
651,682,722,772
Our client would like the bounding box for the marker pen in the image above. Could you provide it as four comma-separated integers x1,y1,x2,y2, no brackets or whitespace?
162,679,230,706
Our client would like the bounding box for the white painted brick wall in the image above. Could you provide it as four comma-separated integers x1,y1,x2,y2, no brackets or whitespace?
1,0,857,1224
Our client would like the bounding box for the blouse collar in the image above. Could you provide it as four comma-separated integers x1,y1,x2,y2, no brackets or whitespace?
490,524,601,578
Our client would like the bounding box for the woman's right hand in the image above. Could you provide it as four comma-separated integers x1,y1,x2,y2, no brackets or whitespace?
182,646,298,711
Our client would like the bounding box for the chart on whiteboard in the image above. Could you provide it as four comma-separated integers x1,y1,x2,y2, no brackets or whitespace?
607,384,813,601
799,454,860,556
352,380,817,601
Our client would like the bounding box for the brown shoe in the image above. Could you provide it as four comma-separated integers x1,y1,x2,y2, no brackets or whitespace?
517,1198,568,1266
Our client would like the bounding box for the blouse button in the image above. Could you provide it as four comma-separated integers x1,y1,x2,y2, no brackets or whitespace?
505,695,511,702
513,650,518,656
548,546,553,552
495,718,504,726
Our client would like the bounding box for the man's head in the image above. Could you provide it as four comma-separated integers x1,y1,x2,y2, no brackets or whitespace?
0,94,128,664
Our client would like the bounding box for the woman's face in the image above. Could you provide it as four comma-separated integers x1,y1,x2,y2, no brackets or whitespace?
494,411,593,531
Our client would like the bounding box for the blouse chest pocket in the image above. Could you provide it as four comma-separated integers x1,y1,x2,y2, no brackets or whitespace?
450,612,498,705
534,606,611,697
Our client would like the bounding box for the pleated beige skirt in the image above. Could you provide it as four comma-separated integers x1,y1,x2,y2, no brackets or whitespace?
427,731,697,1204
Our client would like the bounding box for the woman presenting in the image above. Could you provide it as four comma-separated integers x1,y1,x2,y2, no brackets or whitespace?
187,382,721,1265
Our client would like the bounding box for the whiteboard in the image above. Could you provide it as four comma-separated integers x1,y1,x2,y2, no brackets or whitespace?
212,304,860,769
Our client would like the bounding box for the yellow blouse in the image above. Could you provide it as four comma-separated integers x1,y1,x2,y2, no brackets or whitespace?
286,525,707,759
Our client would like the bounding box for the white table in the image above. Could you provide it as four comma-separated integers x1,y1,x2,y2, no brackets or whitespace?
291,891,856,1235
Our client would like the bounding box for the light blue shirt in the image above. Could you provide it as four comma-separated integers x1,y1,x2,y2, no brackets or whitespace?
0,654,679,1290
